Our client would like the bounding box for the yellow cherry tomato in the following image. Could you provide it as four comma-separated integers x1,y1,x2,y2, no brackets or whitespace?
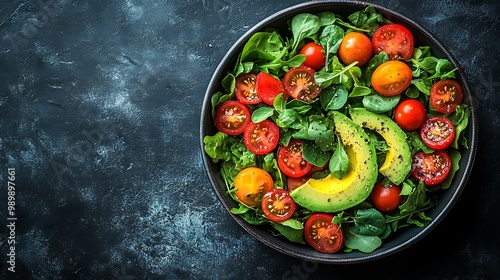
338,32,373,66
234,167,274,206
371,60,413,96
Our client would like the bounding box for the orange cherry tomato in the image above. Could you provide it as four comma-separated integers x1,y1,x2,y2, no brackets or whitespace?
338,32,372,66
371,60,413,96
234,167,274,207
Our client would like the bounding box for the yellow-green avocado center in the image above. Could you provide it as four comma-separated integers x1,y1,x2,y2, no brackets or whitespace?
349,107,411,185
290,112,378,213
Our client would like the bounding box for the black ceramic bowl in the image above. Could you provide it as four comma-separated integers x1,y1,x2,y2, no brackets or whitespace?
200,0,477,264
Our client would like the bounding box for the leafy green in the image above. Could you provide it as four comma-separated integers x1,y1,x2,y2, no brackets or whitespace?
329,136,349,179
290,13,321,54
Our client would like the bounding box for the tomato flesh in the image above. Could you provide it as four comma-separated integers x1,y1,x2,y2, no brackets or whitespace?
371,60,412,96
287,176,310,192
256,72,285,106
411,150,452,186
234,167,274,206
338,32,372,66
372,24,414,60
235,73,261,105
394,99,427,131
214,100,251,135
261,189,296,222
370,182,403,212
420,116,455,150
277,140,312,178
430,79,463,113
304,213,343,253
283,66,321,102
299,42,325,71
243,120,280,155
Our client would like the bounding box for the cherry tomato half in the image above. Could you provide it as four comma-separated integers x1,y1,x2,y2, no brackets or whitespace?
304,213,343,253
214,100,251,135
372,24,414,60
261,189,296,222
420,116,455,150
393,99,427,131
430,79,463,113
370,182,403,212
371,60,413,96
234,167,274,206
299,42,325,71
243,120,280,155
338,32,372,67
235,73,261,105
256,72,285,106
411,150,452,186
283,66,322,102
277,140,312,178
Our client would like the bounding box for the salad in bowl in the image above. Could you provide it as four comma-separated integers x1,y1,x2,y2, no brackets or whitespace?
200,1,476,263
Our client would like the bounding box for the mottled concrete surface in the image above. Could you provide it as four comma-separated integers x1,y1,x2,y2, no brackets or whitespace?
0,0,498,279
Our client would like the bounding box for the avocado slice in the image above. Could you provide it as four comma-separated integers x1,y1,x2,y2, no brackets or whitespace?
350,107,411,185
290,112,378,213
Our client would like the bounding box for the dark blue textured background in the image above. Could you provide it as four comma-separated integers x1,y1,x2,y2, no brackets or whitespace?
0,0,499,279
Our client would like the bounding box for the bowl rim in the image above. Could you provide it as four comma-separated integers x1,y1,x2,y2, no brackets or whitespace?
199,0,478,264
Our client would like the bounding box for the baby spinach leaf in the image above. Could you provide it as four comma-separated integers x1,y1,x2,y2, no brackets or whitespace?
319,25,344,71
273,93,287,113
329,136,349,179
271,222,306,244
302,140,331,167
240,31,284,62
251,106,275,123
352,208,386,236
347,6,385,35
449,104,470,149
362,93,400,113
317,11,337,26
291,13,321,53
320,84,348,111
276,108,301,129
343,228,382,253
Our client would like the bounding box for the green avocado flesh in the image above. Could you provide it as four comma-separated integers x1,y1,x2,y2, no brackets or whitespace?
290,112,378,213
350,107,411,185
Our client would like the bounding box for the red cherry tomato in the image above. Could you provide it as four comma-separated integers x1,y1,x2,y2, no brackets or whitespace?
411,150,452,186
214,100,250,135
235,73,261,105
283,66,322,102
372,24,414,60
370,182,403,212
393,99,427,131
430,79,463,113
261,189,296,222
256,72,285,106
243,120,280,155
304,213,343,253
371,60,413,96
338,32,372,66
286,176,310,192
299,42,325,71
420,116,455,150
277,140,312,178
